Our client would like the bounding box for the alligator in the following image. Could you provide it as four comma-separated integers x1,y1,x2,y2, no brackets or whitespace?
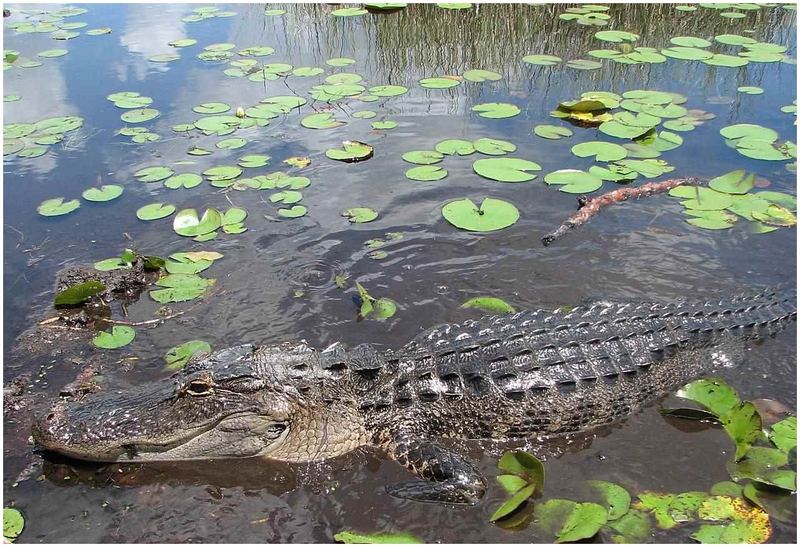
33,287,796,505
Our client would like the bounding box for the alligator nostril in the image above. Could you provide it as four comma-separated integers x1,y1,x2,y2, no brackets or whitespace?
46,413,55,422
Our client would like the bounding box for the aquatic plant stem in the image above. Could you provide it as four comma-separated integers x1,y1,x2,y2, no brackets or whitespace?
542,177,704,246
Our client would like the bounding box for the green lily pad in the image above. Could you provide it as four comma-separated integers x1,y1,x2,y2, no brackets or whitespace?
462,297,515,314
419,77,461,89
686,210,738,230
82,184,123,202
737,86,764,95
164,173,203,189
703,54,749,68
463,69,502,82
37,197,79,216
137,203,176,220
755,191,797,210
522,54,562,66
4,507,24,542
368,85,408,97
165,340,211,370
203,165,242,181
676,378,740,417
715,34,758,46
661,46,714,60
173,208,223,237
752,204,797,226
278,205,308,218
292,66,324,77
120,108,159,123
169,38,197,47
598,120,652,139
270,191,303,204
238,155,270,168
587,481,631,521
402,150,444,165
17,146,48,158
473,138,516,156
670,36,712,47
490,484,536,522
472,102,520,120
192,102,230,114
326,57,356,67
93,325,135,349
769,416,796,454
571,141,627,161
708,170,755,194
473,158,541,182
720,123,778,142
544,169,603,193
216,137,247,150
37,48,68,58
326,141,373,162
331,7,367,16
342,207,378,223
534,125,573,140
301,112,345,129
54,280,106,306
595,30,639,43
435,139,475,156
333,531,422,544
325,72,363,85
441,197,519,232
406,166,448,181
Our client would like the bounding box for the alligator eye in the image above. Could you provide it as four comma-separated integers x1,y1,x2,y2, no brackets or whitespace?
186,380,214,396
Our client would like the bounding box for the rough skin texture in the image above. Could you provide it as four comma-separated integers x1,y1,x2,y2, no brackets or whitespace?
34,288,796,505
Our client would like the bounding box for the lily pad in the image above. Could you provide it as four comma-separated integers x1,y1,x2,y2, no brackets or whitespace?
120,108,159,123
82,184,123,202
165,340,212,370
368,85,408,97
173,208,223,237
164,173,203,189
441,197,519,232
737,86,764,95
473,138,516,155
571,141,627,161
461,297,515,313
402,150,443,165
463,69,502,82
326,141,373,162
137,203,176,220
595,30,639,43
54,280,107,306
37,197,79,216
301,112,345,129
544,169,603,193
342,207,378,223
331,7,367,16
333,531,422,544
534,125,573,139
4,508,24,542
406,166,447,181
708,170,755,194
472,102,521,119
278,205,308,218
522,54,562,66
93,325,135,349
419,77,461,89
566,59,603,70
193,102,230,114
435,139,475,156
473,158,541,182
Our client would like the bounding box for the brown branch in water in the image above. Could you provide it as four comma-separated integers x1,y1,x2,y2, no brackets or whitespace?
541,177,704,247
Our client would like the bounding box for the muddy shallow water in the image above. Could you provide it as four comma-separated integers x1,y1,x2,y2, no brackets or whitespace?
3,3,797,543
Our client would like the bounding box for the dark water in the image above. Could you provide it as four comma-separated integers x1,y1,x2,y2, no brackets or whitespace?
3,3,797,543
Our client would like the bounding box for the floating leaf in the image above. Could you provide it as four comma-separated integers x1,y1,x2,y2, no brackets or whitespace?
406,166,447,181
751,204,797,227
462,297,516,314
571,141,627,161
473,158,541,182
557,503,608,543
522,54,562,66
173,208,223,237
769,416,796,454
587,481,631,520
544,169,603,193
463,69,502,82
135,166,174,182
676,378,740,417
278,205,308,218
472,102,521,119
737,86,764,95
342,207,378,223
692,496,771,544
81,185,123,202
331,7,367,16
37,197,79,217
533,125,573,140
709,170,755,194
238,154,270,168
333,531,422,544
137,203,176,220
566,59,603,70
4,508,24,542
372,121,397,130
164,173,203,189
473,138,517,156
54,280,106,306
435,139,475,156
402,150,443,165
326,141,374,162
441,197,519,232
93,326,135,349
419,77,461,89
120,108,159,123
326,57,356,67
490,484,536,522
595,30,639,43
165,340,212,370
301,112,346,129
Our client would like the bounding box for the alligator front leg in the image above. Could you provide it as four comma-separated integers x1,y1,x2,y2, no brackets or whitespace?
387,435,486,505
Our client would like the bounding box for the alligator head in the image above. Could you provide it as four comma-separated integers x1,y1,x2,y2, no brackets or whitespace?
33,343,320,462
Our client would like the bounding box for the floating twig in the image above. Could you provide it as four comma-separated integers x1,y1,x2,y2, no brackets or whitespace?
542,177,703,246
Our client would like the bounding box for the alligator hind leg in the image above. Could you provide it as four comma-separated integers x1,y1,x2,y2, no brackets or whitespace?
387,436,486,505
